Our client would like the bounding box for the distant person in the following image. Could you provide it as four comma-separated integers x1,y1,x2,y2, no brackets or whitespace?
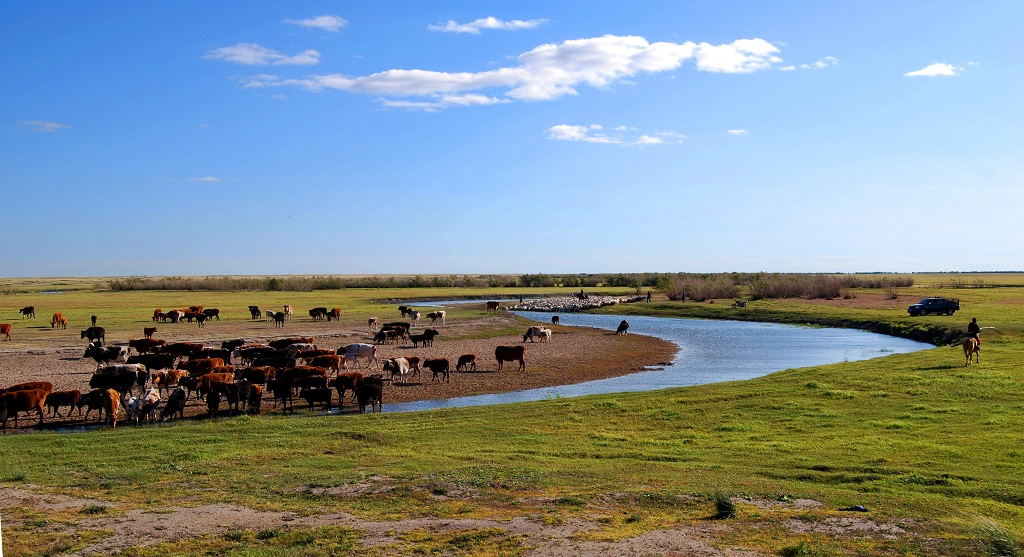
91,315,97,326
646,290,652,302
967,317,981,346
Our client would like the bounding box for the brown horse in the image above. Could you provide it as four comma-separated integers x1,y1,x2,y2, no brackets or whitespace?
962,337,980,366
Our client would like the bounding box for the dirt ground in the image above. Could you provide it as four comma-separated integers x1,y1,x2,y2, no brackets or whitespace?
0,313,677,426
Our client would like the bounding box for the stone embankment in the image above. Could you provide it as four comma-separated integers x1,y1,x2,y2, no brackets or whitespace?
512,295,645,313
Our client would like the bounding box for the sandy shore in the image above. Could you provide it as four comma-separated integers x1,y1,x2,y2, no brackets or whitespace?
0,313,677,426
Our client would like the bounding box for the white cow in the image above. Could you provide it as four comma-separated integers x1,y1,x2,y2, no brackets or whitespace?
428,310,446,326
383,357,410,383
340,343,377,368
368,317,379,330
523,326,552,343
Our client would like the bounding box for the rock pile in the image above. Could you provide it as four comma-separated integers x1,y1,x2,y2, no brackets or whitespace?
512,295,645,313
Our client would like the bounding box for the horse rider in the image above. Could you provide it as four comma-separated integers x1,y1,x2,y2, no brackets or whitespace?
967,317,981,347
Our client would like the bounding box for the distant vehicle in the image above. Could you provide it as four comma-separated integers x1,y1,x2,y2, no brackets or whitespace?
907,297,960,316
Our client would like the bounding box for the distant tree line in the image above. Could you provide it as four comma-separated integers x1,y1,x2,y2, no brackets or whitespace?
107,272,913,299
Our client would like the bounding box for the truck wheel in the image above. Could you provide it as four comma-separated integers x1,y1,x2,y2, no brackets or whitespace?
919,309,928,316
946,309,954,315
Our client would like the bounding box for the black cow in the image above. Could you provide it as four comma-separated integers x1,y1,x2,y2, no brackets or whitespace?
83,343,127,366
423,329,440,347
248,305,262,320
202,308,220,320
250,356,297,370
89,370,146,393
81,326,105,345
127,353,178,371
221,338,246,352
19,306,35,319
356,383,382,413
216,380,250,416
193,348,232,365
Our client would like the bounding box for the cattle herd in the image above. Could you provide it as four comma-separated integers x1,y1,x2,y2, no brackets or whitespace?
0,301,551,432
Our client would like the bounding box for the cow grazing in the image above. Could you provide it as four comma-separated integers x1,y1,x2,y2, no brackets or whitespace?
19,306,35,319
616,320,629,335
248,305,262,320
495,345,526,371
486,301,500,313
52,312,64,329
0,324,10,341
456,354,477,372
104,389,121,429
309,308,327,321
523,326,552,343
327,308,341,321
44,389,81,418
84,343,129,367
383,357,410,383
129,338,167,355
248,384,264,414
81,326,106,345
299,387,333,411
427,311,446,325
202,308,220,320
75,389,106,421
368,317,378,330
423,358,451,383
338,343,377,368
1,389,48,431
160,388,186,422
356,383,382,413
167,310,185,323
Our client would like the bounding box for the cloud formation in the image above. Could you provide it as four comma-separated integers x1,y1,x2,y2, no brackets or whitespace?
187,176,222,182
244,35,785,109
546,124,684,146
428,16,548,34
22,120,71,132
780,56,838,71
904,62,961,77
284,15,348,32
727,129,748,135
204,43,320,66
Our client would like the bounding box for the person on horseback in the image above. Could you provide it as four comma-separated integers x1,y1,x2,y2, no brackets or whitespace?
967,317,981,347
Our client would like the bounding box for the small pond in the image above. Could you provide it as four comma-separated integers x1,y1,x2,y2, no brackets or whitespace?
385,309,931,413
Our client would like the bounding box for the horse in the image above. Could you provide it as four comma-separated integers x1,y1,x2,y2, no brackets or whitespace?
962,337,980,366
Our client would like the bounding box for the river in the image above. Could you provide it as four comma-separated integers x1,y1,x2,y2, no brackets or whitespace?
384,309,931,413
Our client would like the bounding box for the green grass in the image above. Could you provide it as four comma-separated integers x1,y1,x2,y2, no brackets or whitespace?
2,277,1024,555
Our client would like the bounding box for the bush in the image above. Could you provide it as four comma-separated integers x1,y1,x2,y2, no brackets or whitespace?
713,489,736,519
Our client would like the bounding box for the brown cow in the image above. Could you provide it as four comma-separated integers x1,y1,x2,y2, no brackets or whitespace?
495,345,526,371
326,308,342,321
104,389,121,429
196,372,234,399
2,381,55,396
456,354,477,372
307,354,343,375
248,384,264,414
333,371,363,407
129,338,167,355
1,389,48,431
239,366,276,385
486,301,500,313
177,358,225,376
44,389,81,418
51,312,64,329
0,323,10,341
423,358,450,383
144,326,157,339
152,308,163,322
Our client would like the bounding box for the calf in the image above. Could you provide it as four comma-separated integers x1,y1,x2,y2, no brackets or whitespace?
75,389,107,421
0,323,10,341
327,308,341,321
139,388,161,422
103,389,121,429
143,326,158,339
298,348,335,364
368,317,378,330
217,379,250,416
206,388,222,419
44,389,81,418
52,312,64,329
616,320,629,335
405,356,421,378
248,384,264,414
267,378,294,411
122,392,141,424
248,305,262,320
423,329,440,347
456,354,477,372
160,388,186,421
152,308,163,322
423,358,450,383
299,387,333,411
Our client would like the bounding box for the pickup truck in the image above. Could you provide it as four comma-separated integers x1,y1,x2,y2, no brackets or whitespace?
907,297,960,316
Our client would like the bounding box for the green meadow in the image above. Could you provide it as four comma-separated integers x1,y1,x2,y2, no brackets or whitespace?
1,275,1022,556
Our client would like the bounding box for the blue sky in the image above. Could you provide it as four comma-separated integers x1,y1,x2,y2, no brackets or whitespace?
2,1,1021,277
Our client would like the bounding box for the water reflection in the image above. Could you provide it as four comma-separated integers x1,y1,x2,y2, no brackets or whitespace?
385,310,930,413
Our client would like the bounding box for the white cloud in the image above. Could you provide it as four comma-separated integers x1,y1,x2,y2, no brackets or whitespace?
727,129,748,135
380,94,509,112
243,35,787,109
204,43,321,66
546,124,684,146
284,15,348,32
904,62,961,77
428,16,548,34
187,176,222,182
22,120,71,132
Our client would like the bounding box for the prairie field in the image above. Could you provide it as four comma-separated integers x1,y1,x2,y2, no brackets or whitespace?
0,275,1022,556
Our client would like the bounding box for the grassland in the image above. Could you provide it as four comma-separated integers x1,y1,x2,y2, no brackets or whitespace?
1,275,1022,556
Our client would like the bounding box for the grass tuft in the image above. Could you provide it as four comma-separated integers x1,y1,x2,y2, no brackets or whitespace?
713,489,736,519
